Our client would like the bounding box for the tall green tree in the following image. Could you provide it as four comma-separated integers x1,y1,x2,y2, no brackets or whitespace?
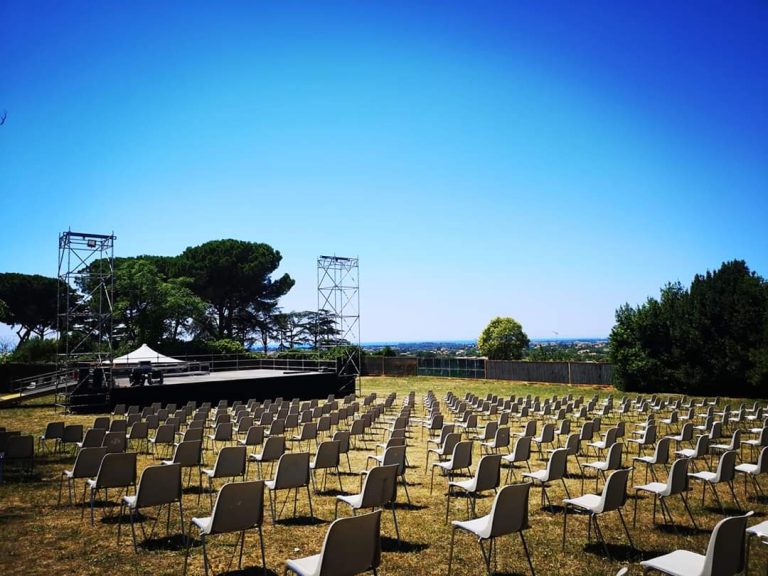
177,240,294,342
478,317,530,360
610,260,768,395
0,273,62,343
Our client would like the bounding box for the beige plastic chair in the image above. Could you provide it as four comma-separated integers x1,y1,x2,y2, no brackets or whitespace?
102,430,127,454
38,421,65,454
249,435,285,479
284,510,381,576
503,435,532,481
562,468,634,559
640,511,752,575
162,440,202,491
689,450,741,513
581,441,624,493
676,434,711,473
335,464,400,543
633,437,671,484
666,422,694,449
58,446,107,506
311,440,343,493
522,447,571,510
431,440,473,494
628,424,657,455
633,457,697,530
265,452,314,524
735,445,768,499
366,444,410,504
448,482,535,576
200,445,247,507
446,454,501,522
77,428,106,450
150,424,176,459
184,480,267,576
84,451,137,525
425,431,461,472
481,426,510,454
118,463,184,551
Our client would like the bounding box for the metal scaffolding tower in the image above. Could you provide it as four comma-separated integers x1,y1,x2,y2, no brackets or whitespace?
57,231,116,382
317,256,360,384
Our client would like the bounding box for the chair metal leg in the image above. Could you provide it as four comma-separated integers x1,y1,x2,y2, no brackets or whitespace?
520,530,536,576
618,509,634,549
447,526,456,576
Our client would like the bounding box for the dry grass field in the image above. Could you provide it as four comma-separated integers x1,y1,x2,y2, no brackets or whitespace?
1,376,766,576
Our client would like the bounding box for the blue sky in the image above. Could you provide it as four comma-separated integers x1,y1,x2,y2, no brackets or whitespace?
1,1,767,343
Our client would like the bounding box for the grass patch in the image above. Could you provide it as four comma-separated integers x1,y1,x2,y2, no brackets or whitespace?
1,376,766,575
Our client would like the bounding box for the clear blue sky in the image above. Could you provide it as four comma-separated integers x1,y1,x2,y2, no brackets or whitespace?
1,1,767,343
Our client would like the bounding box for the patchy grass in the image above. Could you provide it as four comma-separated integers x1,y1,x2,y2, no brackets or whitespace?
1,376,767,576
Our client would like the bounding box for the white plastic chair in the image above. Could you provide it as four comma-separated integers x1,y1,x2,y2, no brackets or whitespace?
431,440,473,494
581,442,624,493
284,510,381,576
118,463,184,552
522,447,570,510
640,511,752,575
446,454,501,522
184,480,267,576
688,450,741,513
336,464,400,543
735,445,768,500
447,482,535,576
266,452,314,524
562,468,634,559
58,446,107,506
633,457,697,530
502,435,532,482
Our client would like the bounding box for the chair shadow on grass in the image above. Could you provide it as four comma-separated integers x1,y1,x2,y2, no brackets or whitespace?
274,515,326,527
583,541,639,562
380,535,429,553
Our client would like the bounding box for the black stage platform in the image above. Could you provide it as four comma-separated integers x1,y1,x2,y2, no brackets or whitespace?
109,369,353,410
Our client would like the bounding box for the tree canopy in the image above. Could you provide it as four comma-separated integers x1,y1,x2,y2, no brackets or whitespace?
0,273,62,343
609,260,768,396
478,317,530,360
177,239,295,341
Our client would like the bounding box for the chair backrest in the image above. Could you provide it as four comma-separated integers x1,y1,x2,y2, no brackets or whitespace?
450,441,473,470
135,463,182,508
359,464,398,508
603,427,618,447
313,441,340,469
580,421,593,442
511,435,532,462
644,424,657,444
606,442,624,470
489,482,531,537
273,452,310,489
701,511,753,576
209,480,265,534
539,423,555,443
666,458,690,495
81,428,106,448
154,424,176,443
316,510,381,576
183,427,204,443
172,440,202,466
62,424,84,444
243,426,265,446
128,421,148,439
93,416,111,430
72,447,108,478
714,450,738,483
382,445,407,475
757,446,768,475
557,419,571,435
474,454,502,492
521,420,537,437
43,421,65,440
679,422,694,442
5,435,34,458
213,446,246,478
598,468,631,513
494,426,510,448
441,432,461,455
95,452,137,489
261,436,286,460
564,433,580,456
695,434,710,457
654,437,671,464
332,430,350,453
545,448,568,481
102,431,126,453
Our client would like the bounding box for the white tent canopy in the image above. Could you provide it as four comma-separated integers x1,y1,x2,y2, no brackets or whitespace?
111,344,184,365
